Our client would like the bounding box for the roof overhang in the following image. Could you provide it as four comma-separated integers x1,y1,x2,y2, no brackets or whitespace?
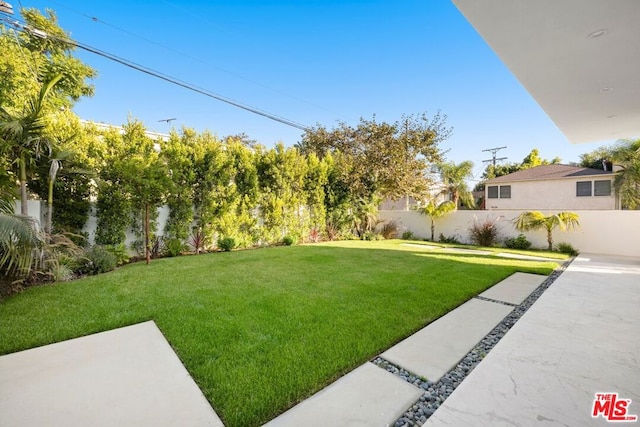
452,0,640,144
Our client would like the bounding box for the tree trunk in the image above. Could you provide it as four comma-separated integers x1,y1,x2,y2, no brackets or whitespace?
431,219,435,241
19,154,28,216
547,229,553,251
46,178,54,237
145,203,151,265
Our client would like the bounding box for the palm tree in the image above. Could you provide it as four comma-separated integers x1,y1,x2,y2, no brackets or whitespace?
611,139,640,209
0,195,43,280
513,211,580,251
418,199,456,241
0,74,62,215
438,160,476,209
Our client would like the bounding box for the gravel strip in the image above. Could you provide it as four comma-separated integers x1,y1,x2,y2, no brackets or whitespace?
372,259,572,427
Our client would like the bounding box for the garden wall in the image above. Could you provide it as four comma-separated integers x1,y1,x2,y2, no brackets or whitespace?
379,209,640,257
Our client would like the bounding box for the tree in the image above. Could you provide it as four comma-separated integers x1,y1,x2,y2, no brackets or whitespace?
298,113,449,205
418,199,456,241
0,195,43,279
611,139,640,210
0,74,62,215
513,211,580,251
438,160,475,208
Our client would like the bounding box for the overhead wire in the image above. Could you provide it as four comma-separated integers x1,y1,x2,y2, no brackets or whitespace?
33,0,346,120
1,15,311,131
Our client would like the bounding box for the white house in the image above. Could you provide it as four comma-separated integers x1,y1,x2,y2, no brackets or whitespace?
483,164,617,210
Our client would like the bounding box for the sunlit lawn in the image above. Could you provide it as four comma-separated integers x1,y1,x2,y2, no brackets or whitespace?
0,239,562,426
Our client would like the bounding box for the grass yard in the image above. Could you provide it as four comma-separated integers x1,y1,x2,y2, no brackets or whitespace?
0,240,562,426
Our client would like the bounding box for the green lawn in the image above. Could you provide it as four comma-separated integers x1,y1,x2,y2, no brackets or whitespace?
0,240,561,426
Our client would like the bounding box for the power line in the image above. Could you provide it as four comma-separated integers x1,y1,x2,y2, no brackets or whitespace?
1,16,311,131
36,0,347,120
481,146,507,168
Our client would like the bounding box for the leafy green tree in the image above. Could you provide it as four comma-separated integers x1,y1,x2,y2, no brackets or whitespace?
438,160,475,208
298,113,449,205
418,199,456,241
513,211,580,251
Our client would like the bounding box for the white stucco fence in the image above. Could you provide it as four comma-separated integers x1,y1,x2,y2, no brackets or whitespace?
380,210,640,257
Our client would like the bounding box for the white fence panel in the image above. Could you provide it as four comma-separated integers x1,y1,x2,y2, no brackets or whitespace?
380,210,640,257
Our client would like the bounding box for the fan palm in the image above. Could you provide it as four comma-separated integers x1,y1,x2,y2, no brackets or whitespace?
0,74,62,215
0,196,43,279
418,199,456,241
513,211,580,251
438,160,476,208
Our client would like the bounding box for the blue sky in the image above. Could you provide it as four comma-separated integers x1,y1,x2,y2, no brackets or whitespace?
15,0,612,182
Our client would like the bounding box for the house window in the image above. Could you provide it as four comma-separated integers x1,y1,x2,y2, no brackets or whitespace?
487,186,498,199
594,180,611,196
576,181,592,197
499,185,511,198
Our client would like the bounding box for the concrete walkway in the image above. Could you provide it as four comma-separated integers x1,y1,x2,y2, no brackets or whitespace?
425,254,640,427
0,321,223,427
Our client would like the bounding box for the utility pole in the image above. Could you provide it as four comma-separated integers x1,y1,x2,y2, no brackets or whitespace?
482,146,507,168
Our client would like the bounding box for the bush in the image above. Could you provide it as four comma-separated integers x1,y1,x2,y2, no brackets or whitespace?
78,245,118,275
438,233,461,244
557,242,579,256
281,235,296,246
380,220,399,239
401,230,415,240
106,243,130,266
469,217,500,247
504,234,532,250
218,236,237,251
362,231,382,241
165,238,185,257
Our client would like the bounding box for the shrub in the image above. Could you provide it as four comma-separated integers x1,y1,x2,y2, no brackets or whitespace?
165,238,185,257
78,245,118,275
380,220,399,239
363,231,382,241
218,236,237,251
106,243,130,265
308,228,321,243
469,217,500,247
438,233,461,244
281,235,296,246
190,229,207,254
325,221,340,241
557,242,579,256
504,234,532,250
401,230,415,240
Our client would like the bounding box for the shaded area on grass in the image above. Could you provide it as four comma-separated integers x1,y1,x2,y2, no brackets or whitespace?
0,240,557,427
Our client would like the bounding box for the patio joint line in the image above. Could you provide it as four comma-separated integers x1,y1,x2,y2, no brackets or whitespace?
372,259,573,426
473,295,518,307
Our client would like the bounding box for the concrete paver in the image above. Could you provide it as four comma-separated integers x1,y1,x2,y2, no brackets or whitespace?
0,321,223,427
263,362,422,427
494,252,562,262
424,254,640,427
479,272,546,305
401,243,440,250
381,298,513,382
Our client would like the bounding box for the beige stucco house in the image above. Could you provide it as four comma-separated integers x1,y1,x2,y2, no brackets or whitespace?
483,164,617,210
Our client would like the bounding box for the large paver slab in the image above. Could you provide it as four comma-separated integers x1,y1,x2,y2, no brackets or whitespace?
263,362,421,427
381,299,513,382
425,254,640,427
479,272,546,305
0,321,223,427
495,252,562,262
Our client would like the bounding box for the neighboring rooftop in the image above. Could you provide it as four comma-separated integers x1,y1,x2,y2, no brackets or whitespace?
483,164,614,183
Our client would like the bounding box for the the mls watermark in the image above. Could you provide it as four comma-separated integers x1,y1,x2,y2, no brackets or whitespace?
592,393,638,423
